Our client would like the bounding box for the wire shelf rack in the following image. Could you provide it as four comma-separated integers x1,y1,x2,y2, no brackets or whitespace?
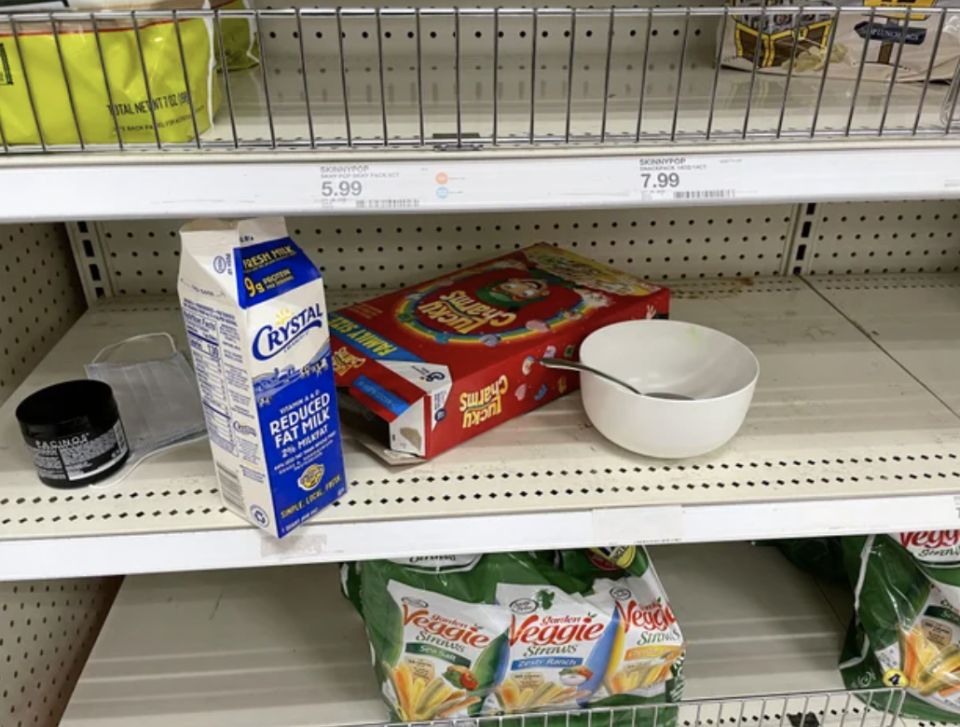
333,688,907,727
0,4,959,154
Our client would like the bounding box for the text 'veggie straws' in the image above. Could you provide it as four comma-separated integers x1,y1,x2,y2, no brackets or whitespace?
352,548,684,722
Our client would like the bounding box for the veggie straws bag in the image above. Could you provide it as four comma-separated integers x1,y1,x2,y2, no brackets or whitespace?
354,548,684,724
0,0,220,146
555,548,685,710
841,532,960,722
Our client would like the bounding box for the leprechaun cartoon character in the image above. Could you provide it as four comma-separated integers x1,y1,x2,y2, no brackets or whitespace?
480,278,551,308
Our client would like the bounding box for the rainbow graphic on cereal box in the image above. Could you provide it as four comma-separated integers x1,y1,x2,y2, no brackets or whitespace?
330,244,669,461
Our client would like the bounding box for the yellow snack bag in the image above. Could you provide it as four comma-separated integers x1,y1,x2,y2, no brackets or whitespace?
0,1,219,147
211,0,259,70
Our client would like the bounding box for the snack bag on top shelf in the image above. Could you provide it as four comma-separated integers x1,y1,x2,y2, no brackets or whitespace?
210,0,260,70
0,0,220,146
840,532,960,722
721,0,960,83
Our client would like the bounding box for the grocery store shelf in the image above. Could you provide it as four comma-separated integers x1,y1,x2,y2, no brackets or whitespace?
8,144,960,223
3,275,960,580
61,543,855,727
5,48,960,221
6,6,960,221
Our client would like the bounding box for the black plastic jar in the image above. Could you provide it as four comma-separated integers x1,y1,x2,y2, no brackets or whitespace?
16,380,129,488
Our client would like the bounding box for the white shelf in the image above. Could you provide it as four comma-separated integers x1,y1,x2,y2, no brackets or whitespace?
5,52,960,221
60,543,851,727
6,13,960,220
7,144,960,223
3,275,960,581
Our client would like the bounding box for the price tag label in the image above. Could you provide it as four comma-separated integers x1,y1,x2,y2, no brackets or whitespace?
318,164,423,210
591,505,685,546
313,156,752,213
636,156,739,202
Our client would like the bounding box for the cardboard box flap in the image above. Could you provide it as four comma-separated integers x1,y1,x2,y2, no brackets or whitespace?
348,374,417,424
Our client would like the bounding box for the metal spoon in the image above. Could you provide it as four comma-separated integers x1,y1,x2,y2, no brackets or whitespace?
538,358,693,401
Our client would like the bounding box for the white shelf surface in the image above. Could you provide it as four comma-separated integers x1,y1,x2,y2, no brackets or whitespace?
3,275,960,580
809,274,960,417
61,543,853,727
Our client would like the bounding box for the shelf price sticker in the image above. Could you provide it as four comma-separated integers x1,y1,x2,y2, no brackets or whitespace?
312,156,753,213
592,505,685,546
637,156,739,202
318,163,423,210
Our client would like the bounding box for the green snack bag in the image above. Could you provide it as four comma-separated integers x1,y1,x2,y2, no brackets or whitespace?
772,538,848,585
841,532,960,722
339,561,363,616
360,553,591,722
560,547,685,725
358,549,684,726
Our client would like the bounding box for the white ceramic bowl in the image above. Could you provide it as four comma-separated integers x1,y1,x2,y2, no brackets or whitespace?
579,320,759,459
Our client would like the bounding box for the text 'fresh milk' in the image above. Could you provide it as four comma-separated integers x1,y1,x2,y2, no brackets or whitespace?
178,217,346,538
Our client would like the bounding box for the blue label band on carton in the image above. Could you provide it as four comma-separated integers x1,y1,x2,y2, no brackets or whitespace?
234,237,322,309
260,365,347,537
329,313,422,362
353,375,412,416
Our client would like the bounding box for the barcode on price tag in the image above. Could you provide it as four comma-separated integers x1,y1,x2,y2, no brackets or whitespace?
357,199,421,209
674,190,736,200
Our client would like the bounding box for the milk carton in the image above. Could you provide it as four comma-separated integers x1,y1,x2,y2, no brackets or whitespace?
177,217,346,538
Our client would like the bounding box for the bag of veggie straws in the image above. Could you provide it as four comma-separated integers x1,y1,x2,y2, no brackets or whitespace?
355,549,684,723
841,532,960,721
557,547,685,709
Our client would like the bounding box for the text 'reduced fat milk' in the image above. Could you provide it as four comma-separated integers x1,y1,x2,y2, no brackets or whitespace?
178,218,347,538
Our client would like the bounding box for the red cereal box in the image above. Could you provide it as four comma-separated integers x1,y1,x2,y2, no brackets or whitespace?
330,244,669,461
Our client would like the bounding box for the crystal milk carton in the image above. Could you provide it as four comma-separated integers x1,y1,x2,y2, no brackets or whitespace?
178,218,346,538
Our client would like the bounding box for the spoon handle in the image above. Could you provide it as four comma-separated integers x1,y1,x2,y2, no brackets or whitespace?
538,358,643,396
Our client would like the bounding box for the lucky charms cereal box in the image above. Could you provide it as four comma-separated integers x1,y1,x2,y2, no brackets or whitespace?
330,244,669,461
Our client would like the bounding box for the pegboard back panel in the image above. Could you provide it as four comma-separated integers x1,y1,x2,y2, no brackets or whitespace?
91,206,795,296
213,6,754,146
0,224,85,405
807,200,960,276
0,576,119,727
254,0,717,61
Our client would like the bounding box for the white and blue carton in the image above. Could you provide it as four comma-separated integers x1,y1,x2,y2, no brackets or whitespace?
178,217,347,538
